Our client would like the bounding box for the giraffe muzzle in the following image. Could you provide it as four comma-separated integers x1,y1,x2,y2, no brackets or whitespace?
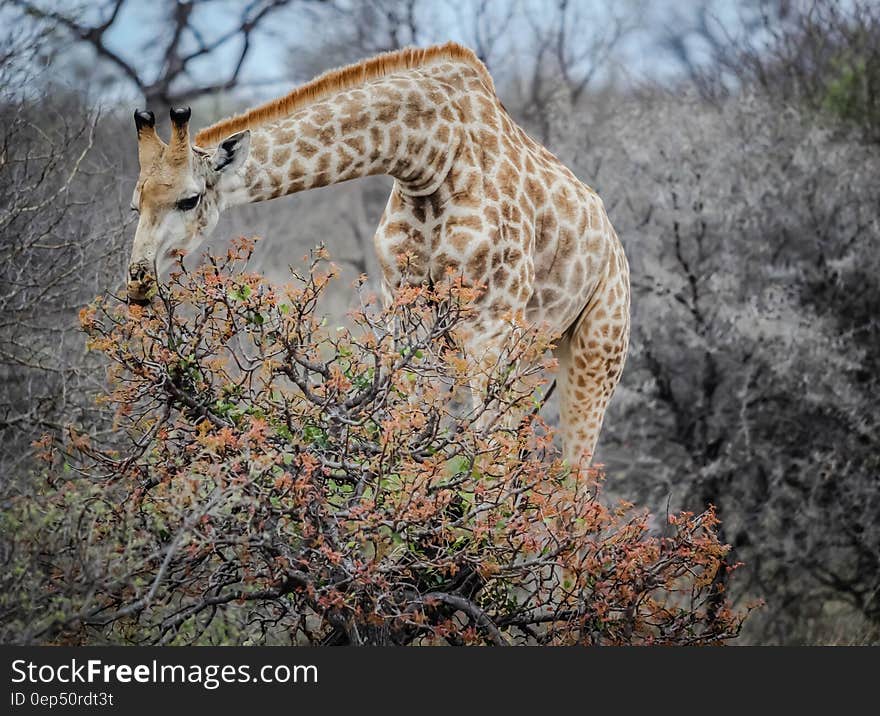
127,262,157,305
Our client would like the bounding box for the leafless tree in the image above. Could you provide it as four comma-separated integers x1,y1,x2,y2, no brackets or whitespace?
0,32,135,474
9,0,323,107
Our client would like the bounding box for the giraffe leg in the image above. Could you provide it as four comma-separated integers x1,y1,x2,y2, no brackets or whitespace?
555,281,629,471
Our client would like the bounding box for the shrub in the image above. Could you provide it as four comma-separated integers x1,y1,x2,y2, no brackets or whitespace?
572,85,880,643
1,240,749,645
712,0,880,143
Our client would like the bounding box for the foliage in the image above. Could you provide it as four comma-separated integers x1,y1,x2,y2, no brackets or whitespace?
0,87,133,478
3,0,877,647
574,88,880,642
0,242,747,645
709,0,880,144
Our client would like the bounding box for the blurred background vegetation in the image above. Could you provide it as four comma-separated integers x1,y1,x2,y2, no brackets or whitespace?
1,0,878,644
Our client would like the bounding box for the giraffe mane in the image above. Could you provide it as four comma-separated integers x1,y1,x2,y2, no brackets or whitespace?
194,41,493,148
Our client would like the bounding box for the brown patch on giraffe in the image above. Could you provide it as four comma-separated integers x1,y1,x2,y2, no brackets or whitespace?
501,200,521,224
554,187,577,222
318,125,337,144
558,227,576,259
474,201,495,224
375,83,404,102
315,153,331,175
488,297,511,318
587,200,601,230
336,148,355,177
453,169,479,197
388,124,402,152
524,176,546,207
297,121,320,139
421,104,439,127
343,136,366,156
340,110,369,135
375,103,399,125
446,214,483,233
434,253,461,275
502,139,522,171
468,76,488,92
405,136,427,158
267,168,284,187
288,159,307,180
476,128,499,156
535,223,551,254
410,201,427,224
476,95,496,123
388,191,405,213
540,288,559,306
272,147,291,167
399,234,426,260
570,259,585,288
366,126,382,154
273,128,295,144
296,140,319,159
449,233,470,253
384,220,414,237
466,244,490,278
490,249,503,269
503,246,522,263
251,139,269,164
405,103,433,131
456,94,475,120
541,169,559,188
423,145,440,170
575,206,588,235
519,195,536,223
425,85,445,103
428,192,445,217
309,104,333,126
497,160,519,199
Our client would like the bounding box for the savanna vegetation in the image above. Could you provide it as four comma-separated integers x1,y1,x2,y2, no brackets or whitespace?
1,0,877,645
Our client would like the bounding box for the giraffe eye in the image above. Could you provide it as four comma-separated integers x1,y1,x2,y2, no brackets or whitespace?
176,195,201,212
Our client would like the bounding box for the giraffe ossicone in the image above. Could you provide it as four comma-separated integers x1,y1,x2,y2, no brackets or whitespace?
127,41,630,466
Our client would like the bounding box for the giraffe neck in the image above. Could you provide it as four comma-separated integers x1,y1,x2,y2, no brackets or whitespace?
221,78,461,208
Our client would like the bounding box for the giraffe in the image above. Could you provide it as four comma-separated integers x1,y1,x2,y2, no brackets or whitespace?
127,42,630,467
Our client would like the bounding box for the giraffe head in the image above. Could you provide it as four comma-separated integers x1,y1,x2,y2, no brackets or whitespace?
127,107,250,304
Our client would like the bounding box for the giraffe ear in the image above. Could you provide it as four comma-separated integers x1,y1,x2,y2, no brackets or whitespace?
210,130,250,173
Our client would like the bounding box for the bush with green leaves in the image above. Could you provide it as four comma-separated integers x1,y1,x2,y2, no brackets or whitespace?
0,242,749,645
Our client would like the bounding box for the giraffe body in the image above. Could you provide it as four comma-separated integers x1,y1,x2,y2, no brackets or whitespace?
129,43,630,465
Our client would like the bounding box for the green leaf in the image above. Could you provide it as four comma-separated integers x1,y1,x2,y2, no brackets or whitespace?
228,284,252,302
